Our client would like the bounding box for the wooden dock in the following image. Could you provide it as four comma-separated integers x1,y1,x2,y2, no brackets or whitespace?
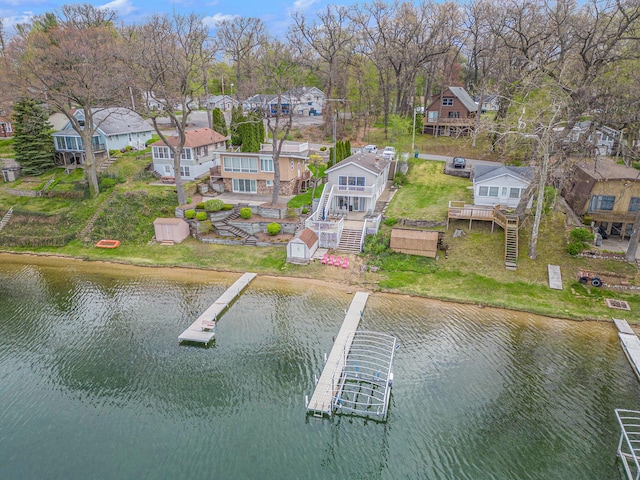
307,291,370,417
614,318,640,382
178,272,256,344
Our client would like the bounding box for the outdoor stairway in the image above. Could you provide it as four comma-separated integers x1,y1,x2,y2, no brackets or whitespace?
0,206,14,232
98,157,116,173
211,211,254,245
77,190,117,242
504,217,519,270
337,228,363,254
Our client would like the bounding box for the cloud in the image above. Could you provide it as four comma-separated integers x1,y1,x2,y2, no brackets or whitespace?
202,13,238,28
100,0,137,17
2,12,35,34
291,0,318,11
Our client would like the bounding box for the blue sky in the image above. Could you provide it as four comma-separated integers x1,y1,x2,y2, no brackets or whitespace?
1,0,342,37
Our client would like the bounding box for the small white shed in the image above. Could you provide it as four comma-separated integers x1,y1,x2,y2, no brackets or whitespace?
286,228,319,264
154,218,190,244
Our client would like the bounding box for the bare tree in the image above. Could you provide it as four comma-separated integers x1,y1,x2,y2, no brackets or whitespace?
127,13,212,205
9,5,128,198
216,17,267,99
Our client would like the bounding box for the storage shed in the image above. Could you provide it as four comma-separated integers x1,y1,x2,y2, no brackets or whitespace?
154,218,190,244
286,228,319,264
390,228,441,257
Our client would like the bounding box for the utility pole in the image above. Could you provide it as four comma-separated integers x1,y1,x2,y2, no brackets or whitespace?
411,107,417,154
325,98,344,165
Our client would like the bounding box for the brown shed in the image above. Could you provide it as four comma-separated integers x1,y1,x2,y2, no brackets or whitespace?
154,218,190,244
390,228,440,257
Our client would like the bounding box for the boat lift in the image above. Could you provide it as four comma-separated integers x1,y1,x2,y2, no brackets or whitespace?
616,409,640,479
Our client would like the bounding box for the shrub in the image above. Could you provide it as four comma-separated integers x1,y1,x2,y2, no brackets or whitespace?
240,207,252,219
319,146,327,151
286,207,299,219
567,241,586,255
99,177,118,189
267,222,281,236
196,202,205,209
185,209,196,219
204,199,225,212
570,228,594,243
195,211,207,221
394,172,407,186
302,207,309,214
383,217,398,226
222,203,234,210
582,215,593,225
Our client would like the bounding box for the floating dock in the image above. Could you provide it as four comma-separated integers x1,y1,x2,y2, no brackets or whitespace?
307,292,369,416
615,409,640,480
178,272,256,344
614,318,640,382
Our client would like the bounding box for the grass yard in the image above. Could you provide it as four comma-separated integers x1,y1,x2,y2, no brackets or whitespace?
386,159,472,220
0,138,14,158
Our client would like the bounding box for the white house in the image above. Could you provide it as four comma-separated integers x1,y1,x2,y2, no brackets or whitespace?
473,165,534,208
202,95,239,111
285,87,325,116
323,151,391,215
151,128,227,181
52,108,153,165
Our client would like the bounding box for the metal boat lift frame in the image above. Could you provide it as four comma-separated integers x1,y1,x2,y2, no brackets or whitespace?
616,409,640,479
332,330,396,420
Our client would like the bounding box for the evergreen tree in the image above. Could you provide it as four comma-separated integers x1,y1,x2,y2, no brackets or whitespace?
211,108,228,136
12,99,55,175
346,140,351,158
328,146,335,166
230,106,244,146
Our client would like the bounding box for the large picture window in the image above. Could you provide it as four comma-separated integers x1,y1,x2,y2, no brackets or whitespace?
232,178,257,193
590,195,615,211
630,197,640,212
478,186,489,196
224,157,258,173
509,188,521,199
153,146,170,159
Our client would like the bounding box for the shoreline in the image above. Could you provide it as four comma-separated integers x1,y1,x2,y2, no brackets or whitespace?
0,249,618,325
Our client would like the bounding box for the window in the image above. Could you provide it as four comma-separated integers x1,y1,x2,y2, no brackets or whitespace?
164,165,171,174
153,147,170,159
291,160,294,170
260,157,274,172
232,178,257,193
629,197,640,212
180,149,192,160
224,157,258,173
179,166,190,177
442,97,454,106
266,180,273,187
502,187,508,196
447,111,460,118
509,188,521,199
478,186,489,196
590,195,615,211
489,187,499,197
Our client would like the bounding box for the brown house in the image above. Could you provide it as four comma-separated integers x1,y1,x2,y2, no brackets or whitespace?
0,115,13,138
213,142,310,196
562,157,640,239
423,86,478,136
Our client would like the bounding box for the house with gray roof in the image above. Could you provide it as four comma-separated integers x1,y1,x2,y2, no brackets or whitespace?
52,108,153,166
473,165,534,208
423,86,478,136
324,151,391,215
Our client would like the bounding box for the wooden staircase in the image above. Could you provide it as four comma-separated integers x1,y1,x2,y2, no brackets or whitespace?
504,217,519,270
337,228,363,254
0,206,14,232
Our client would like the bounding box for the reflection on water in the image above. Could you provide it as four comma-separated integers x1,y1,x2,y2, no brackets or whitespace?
0,256,638,479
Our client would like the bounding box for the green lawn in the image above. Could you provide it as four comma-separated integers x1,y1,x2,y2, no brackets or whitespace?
385,159,472,220
0,138,14,158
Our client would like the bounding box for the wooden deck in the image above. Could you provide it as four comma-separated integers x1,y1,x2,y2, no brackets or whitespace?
178,272,256,344
614,318,640,383
307,292,370,417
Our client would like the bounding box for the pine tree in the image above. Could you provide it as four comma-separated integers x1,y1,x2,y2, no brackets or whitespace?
211,108,228,136
346,140,351,158
13,99,55,175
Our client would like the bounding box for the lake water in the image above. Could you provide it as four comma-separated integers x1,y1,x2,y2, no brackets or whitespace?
0,255,638,479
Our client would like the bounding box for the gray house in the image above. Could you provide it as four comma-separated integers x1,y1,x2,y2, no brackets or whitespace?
473,165,534,208
52,108,153,165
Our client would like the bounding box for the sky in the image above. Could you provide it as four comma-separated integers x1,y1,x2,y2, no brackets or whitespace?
1,0,343,37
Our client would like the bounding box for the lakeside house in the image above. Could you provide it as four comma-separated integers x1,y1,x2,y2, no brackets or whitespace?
562,157,640,239
52,108,153,166
211,141,310,196
473,165,534,208
0,114,13,138
151,128,228,181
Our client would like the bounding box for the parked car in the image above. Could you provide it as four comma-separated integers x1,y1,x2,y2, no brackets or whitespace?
382,146,396,160
362,145,377,154
453,157,466,169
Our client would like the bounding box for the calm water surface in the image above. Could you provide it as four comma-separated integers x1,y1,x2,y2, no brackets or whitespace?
0,256,638,479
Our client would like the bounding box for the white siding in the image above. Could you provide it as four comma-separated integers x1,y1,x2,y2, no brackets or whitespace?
474,174,530,208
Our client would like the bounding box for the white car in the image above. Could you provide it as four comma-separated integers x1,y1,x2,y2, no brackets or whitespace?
362,145,377,154
382,146,396,160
